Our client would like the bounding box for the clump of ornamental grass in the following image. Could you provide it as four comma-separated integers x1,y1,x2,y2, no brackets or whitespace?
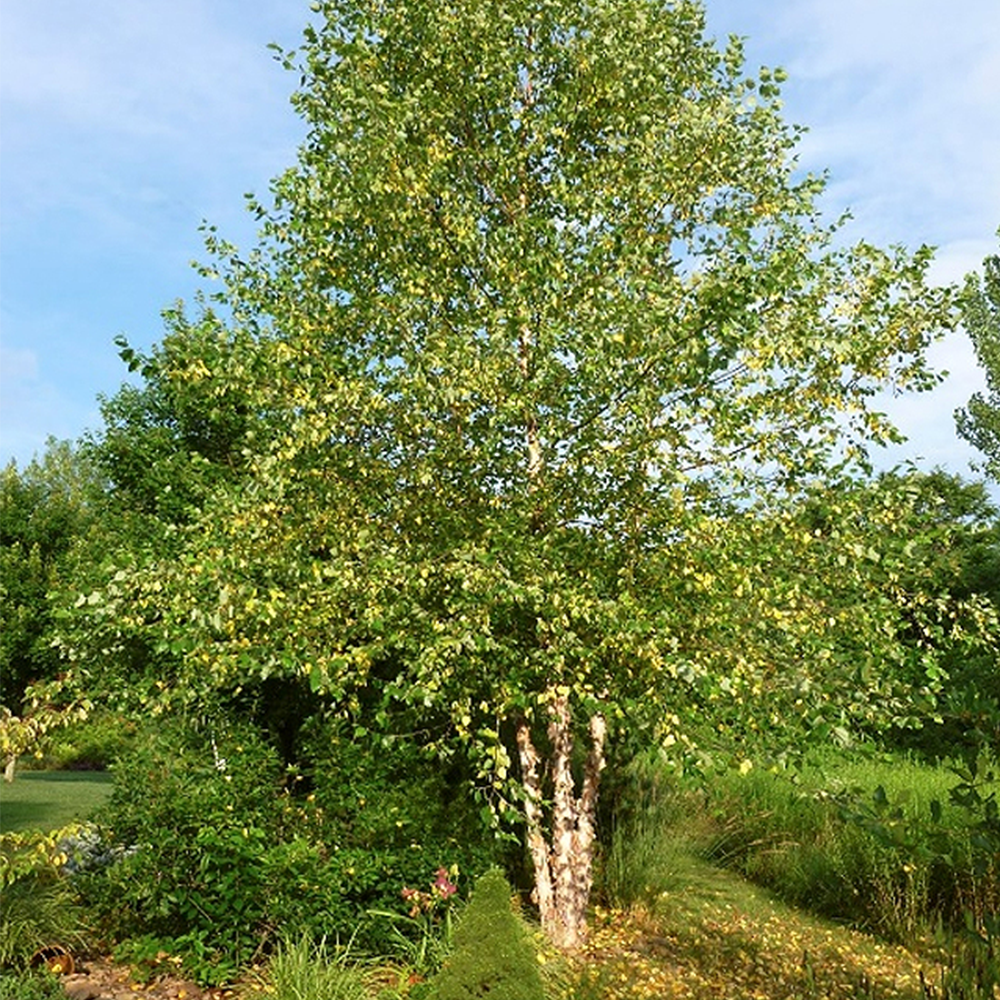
601,753,707,910
252,933,371,1000
0,967,66,1000
0,826,90,970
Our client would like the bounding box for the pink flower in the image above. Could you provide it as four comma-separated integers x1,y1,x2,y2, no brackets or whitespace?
433,867,457,899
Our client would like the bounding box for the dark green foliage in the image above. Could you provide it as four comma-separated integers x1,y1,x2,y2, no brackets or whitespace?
295,712,502,956
80,717,400,977
427,869,544,1000
73,715,498,981
75,718,362,982
0,441,96,711
299,712,496,869
73,719,290,981
90,318,261,527
36,711,140,771
920,915,1000,1000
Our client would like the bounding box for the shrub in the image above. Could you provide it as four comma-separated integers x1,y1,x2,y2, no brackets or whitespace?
298,713,495,867
72,718,289,980
33,711,139,771
369,866,461,979
295,713,501,954
73,713,501,979
426,869,544,1000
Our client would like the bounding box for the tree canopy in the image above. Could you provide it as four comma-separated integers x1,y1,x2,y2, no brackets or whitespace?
956,236,1000,481
55,0,966,947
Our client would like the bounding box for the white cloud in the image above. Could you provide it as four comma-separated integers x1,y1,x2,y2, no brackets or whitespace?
777,0,992,76
929,239,997,287
874,329,986,474
775,0,1000,239
1,0,306,238
2,1,292,136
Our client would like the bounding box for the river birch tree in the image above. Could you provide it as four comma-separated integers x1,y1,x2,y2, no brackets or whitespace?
59,0,957,949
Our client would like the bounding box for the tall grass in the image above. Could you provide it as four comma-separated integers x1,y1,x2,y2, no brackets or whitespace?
601,749,1000,948
1,826,91,970
698,751,999,944
919,916,1000,999
701,770,930,941
0,872,88,970
0,968,66,1000
251,935,372,1000
600,754,713,910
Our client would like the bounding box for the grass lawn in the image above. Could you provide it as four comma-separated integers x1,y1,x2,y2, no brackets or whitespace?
0,770,113,834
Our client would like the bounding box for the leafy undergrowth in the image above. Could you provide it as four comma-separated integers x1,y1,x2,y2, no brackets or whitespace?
553,854,940,1000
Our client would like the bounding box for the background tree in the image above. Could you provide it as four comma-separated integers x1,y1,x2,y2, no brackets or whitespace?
637,469,999,763
58,0,957,948
88,307,264,529
956,236,1000,481
48,309,292,721
0,441,100,778
0,441,97,713
874,469,1000,758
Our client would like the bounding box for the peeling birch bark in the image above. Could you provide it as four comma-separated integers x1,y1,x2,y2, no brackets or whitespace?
515,717,556,929
515,691,607,950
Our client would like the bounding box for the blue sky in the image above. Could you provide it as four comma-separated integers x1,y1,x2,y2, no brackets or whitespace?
2,0,999,481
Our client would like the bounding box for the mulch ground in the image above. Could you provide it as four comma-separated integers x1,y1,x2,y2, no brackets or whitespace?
54,955,240,1000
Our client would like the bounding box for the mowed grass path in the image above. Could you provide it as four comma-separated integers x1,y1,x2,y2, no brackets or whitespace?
561,853,941,1000
0,771,113,833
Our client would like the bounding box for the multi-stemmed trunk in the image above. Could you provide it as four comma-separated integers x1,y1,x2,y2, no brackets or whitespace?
515,689,606,950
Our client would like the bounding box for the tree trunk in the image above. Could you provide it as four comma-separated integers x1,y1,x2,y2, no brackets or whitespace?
515,690,606,950
3,755,16,783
